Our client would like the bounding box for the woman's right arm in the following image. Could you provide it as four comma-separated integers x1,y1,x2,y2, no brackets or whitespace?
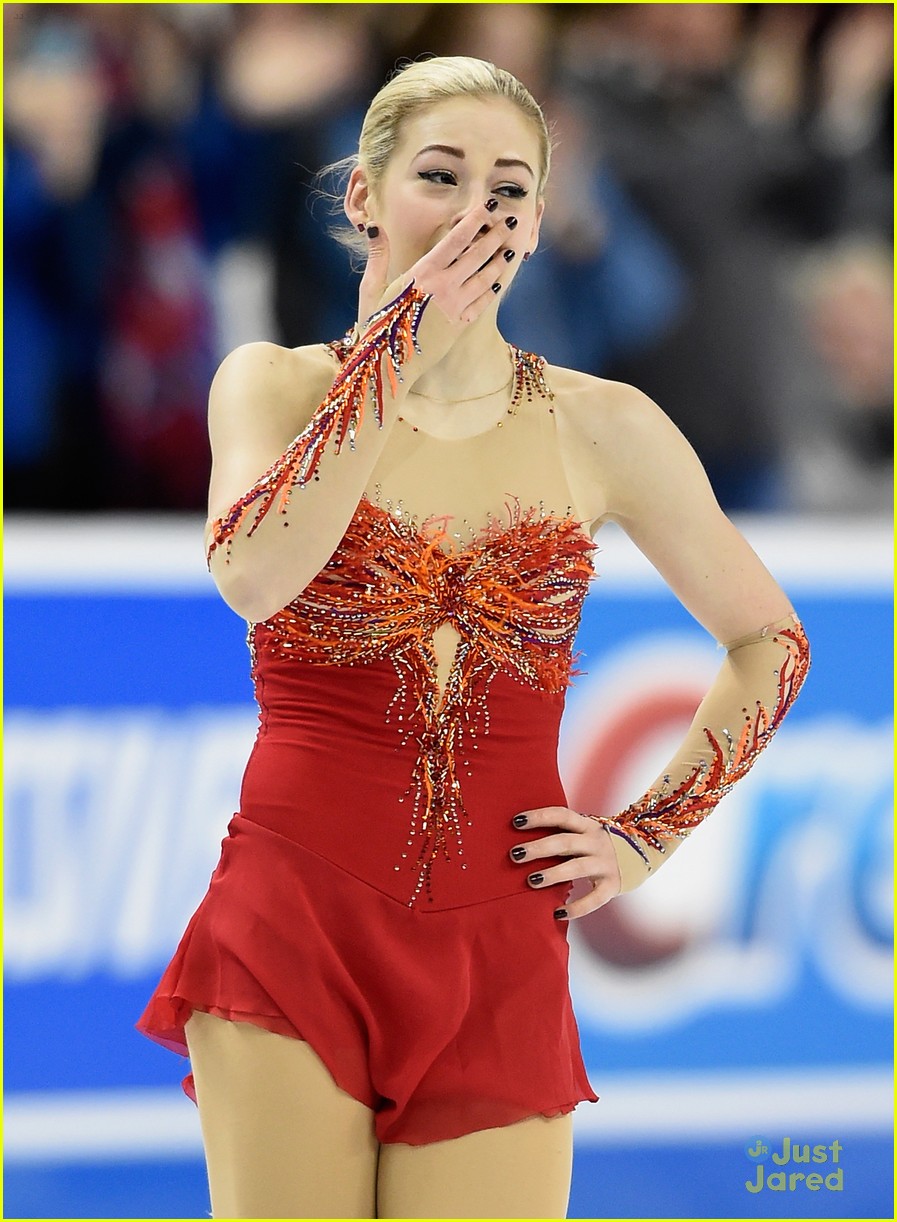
205,204,512,622
203,332,400,623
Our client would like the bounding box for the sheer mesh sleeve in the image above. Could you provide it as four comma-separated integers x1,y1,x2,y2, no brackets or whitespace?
207,284,431,565
590,612,811,893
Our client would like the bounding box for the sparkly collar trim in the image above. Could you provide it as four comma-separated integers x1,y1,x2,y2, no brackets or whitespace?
323,334,554,413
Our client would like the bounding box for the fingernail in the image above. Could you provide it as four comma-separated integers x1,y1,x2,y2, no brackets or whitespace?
503,249,516,262
485,198,499,212
366,225,379,238
522,251,531,261
554,908,568,920
505,216,518,229
512,814,528,828
528,872,544,886
491,282,501,293
510,846,527,861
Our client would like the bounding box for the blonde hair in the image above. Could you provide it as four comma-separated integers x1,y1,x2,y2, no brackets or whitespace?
319,55,551,257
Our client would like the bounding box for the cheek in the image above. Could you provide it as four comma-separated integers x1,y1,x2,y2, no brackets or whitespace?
389,198,450,257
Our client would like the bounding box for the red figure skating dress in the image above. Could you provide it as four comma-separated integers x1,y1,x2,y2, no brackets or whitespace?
137,287,809,1145
138,295,602,1145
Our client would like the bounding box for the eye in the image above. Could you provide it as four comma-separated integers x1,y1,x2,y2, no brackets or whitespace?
418,169,457,186
495,183,528,200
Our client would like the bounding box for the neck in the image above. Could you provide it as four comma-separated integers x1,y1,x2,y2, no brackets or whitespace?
409,313,511,404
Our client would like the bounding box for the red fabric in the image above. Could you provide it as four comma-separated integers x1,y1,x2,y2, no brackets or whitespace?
241,653,577,908
137,658,599,1145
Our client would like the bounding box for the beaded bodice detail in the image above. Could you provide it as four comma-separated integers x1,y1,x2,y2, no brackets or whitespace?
252,492,596,906
206,286,596,905
255,492,594,684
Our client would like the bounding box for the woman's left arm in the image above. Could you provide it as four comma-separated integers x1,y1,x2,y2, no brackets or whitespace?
510,382,811,918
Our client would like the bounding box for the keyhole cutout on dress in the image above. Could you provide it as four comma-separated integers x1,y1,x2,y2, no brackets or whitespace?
432,622,461,706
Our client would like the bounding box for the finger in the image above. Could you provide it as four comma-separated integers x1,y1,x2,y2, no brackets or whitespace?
527,850,625,899
511,807,588,832
452,224,515,285
458,280,505,325
524,857,609,892
446,219,507,270
427,201,506,268
554,877,621,922
476,245,517,275
509,832,589,864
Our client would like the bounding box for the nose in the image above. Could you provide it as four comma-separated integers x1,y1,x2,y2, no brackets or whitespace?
448,192,478,229
448,184,497,230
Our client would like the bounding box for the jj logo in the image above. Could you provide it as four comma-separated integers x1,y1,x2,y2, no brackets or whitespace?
745,1137,769,1162
744,1137,844,1192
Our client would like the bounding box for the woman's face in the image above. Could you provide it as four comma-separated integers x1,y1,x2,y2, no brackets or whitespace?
349,95,544,283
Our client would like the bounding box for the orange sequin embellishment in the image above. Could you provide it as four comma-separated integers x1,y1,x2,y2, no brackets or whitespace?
207,283,431,563
591,619,811,868
253,494,597,906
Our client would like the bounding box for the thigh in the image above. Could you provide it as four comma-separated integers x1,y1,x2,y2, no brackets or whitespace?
185,1010,379,1219
376,1111,573,1220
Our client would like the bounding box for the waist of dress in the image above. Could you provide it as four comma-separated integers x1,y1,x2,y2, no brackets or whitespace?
240,656,569,909
251,653,564,741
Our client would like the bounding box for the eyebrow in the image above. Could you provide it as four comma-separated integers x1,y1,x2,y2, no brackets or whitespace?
414,144,535,178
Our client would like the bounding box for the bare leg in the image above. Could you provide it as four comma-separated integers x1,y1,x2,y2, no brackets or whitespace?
184,1011,380,1219
376,1111,573,1219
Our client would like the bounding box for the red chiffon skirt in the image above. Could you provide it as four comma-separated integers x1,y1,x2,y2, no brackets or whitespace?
137,657,599,1146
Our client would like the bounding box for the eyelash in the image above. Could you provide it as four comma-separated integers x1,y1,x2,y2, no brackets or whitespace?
417,170,528,199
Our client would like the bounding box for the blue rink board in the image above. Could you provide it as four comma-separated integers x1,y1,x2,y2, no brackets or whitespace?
2,589,891,711
4,590,891,1093
4,578,891,1221
3,1136,892,1219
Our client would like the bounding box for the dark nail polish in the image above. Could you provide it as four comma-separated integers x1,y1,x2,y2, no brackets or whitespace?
503,249,516,262
522,251,531,261
554,908,568,920
510,846,527,861
491,282,501,293
512,814,528,828
366,225,379,238
529,872,544,886
505,216,518,229
485,198,499,212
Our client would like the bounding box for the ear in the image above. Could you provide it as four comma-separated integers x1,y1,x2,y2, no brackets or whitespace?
527,198,545,257
345,166,373,230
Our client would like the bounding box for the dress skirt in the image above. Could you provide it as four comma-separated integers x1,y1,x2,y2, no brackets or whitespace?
137,658,599,1146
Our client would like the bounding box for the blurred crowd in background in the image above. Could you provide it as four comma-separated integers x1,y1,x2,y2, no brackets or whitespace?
5,2,892,515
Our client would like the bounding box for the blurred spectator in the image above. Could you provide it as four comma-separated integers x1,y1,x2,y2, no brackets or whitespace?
216,3,376,349
3,3,892,515
98,153,216,509
383,3,689,371
558,2,891,510
5,9,110,509
5,5,222,508
782,237,893,512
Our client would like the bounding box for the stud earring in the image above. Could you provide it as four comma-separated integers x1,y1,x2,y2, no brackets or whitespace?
522,251,531,261
356,222,366,233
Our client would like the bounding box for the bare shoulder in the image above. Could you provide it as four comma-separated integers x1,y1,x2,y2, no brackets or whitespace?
546,363,665,449
544,364,675,526
205,340,342,528
210,341,339,442
213,338,338,388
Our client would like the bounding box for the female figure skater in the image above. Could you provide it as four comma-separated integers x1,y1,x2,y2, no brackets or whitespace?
138,57,810,1220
